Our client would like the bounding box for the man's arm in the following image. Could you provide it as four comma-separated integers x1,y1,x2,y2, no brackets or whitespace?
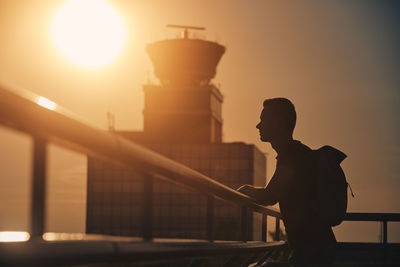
237,177,279,206
237,162,294,206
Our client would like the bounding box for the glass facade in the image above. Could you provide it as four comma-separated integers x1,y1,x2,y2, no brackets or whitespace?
86,142,266,240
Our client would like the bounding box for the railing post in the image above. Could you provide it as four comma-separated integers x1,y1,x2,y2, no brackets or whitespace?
382,220,387,244
206,196,214,242
274,217,280,241
142,173,154,241
261,213,267,242
241,207,248,242
31,137,47,239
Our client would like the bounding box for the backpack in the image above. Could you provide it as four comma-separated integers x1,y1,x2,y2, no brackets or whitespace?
314,145,354,226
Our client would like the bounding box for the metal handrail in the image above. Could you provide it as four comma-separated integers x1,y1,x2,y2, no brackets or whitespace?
344,213,400,222
0,239,286,266
0,82,281,242
344,213,400,244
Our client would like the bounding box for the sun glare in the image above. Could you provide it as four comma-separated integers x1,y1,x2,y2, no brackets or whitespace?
37,96,56,110
0,231,30,242
52,0,125,68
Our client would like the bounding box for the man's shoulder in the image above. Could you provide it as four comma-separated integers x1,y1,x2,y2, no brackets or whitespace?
289,140,312,155
278,140,313,166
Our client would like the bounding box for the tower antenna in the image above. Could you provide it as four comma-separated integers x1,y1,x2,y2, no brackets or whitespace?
166,24,205,39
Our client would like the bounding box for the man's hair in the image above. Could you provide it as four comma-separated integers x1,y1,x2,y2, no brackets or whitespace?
263,98,297,134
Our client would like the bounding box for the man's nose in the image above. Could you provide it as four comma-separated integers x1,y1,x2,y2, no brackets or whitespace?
256,122,261,129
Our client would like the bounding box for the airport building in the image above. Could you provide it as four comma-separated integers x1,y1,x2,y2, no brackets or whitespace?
86,26,267,240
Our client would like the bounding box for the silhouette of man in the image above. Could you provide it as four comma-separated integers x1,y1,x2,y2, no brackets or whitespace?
238,98,336,266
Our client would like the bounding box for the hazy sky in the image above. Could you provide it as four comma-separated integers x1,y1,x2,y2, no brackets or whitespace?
0,0,399,242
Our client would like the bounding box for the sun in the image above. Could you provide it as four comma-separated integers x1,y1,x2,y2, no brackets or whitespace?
52,0,125,68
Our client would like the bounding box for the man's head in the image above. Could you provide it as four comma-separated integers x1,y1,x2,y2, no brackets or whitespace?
256,98,296,142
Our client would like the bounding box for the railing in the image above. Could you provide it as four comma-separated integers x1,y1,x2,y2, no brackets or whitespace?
0,83,284,265
344,213,400,244
339,213,400,265
1,83,399,266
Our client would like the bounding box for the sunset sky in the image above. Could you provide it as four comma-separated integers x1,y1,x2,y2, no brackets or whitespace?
0,0,399,242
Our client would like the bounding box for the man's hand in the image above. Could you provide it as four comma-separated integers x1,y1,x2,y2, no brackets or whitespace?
237,184,261,200
237,184,254,196
237,184,267,204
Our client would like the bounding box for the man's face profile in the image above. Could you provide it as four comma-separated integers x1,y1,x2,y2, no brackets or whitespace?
256,108,272,142
257,107,287,142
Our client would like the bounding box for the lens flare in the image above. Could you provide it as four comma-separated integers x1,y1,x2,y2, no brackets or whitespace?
37,96,56,110
0,231,30,242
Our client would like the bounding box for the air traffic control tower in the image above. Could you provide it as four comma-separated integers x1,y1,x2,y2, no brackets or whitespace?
86,26,267,241
143,25,225,144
